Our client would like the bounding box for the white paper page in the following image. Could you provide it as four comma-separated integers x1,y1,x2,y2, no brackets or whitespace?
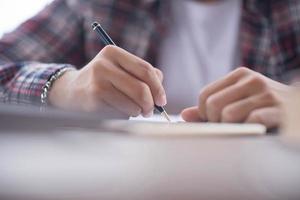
119,115,267,136
130,114,184,123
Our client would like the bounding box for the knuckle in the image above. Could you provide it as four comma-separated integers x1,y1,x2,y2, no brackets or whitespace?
156,68,163,75
89,62,99,74
250,75,263,84
101,45,116,55
142,62,156,78
91,59,108,74
155,68,164,81
199,89,209,105
248,111,263,123
262,91,277,103
245,75,267,90
206,96,220,111
206,96,223,122
221,107,236,122
234,67,251,76
205,96,221,122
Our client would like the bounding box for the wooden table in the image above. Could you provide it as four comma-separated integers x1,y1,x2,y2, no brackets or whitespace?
0,129,299,200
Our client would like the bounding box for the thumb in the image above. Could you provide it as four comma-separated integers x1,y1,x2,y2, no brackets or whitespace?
181,106,202,122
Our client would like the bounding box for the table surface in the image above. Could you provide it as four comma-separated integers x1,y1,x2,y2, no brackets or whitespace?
0,129,299,200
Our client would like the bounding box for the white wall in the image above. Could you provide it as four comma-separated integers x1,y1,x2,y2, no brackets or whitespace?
0,0,53,37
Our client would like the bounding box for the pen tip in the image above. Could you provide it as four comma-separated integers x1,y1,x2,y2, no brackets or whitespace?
161,111,171,122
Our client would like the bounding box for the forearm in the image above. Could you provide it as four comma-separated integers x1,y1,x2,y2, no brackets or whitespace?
0,62,75,106
0,0,85,106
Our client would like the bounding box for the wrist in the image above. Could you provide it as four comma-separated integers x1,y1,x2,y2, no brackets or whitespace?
46,69,78,108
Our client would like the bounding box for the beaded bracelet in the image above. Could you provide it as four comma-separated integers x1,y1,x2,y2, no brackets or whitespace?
41,68,74,106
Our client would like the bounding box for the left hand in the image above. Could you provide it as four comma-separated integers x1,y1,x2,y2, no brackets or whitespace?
181,67,291,128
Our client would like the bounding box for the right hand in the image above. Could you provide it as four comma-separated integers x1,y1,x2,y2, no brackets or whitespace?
49,45,166,118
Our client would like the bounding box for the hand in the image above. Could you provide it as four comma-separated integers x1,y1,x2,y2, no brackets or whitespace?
181,67,291,128
49,45,166,118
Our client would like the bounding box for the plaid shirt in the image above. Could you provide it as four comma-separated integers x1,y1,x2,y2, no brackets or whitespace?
1,0,300,106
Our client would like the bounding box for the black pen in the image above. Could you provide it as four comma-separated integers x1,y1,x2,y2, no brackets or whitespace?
92,22,171,122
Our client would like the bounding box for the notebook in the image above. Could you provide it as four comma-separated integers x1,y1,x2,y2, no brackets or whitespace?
103,115,267,136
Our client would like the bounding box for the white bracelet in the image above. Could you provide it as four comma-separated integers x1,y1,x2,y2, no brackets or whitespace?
41,68,74,106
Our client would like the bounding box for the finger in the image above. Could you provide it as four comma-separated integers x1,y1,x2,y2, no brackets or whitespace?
245,107,281,129
181,106,203,122
100,84,142,117
199,67,251,121
99,60,154,116
100,45,166,106
221,92,278,123
205,75,266,122
155,68,164,82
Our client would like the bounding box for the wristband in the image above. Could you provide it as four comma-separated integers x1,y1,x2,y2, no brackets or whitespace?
41,67,74,106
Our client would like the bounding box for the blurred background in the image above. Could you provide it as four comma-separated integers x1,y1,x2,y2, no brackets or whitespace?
0,0,53,38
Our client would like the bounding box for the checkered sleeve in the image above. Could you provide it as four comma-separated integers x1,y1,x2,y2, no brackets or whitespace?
0,0,85,106
0,62,74,105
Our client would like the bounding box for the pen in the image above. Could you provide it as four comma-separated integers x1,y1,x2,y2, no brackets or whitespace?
92,22,171,122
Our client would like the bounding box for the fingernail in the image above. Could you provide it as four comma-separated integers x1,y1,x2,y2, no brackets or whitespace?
144,110,154,118
157,94,167,106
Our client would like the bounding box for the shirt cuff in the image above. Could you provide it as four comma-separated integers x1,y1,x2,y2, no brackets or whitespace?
4,62,75,106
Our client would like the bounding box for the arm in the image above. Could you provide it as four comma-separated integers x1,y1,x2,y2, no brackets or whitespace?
0,0,167,118
0,0,85,105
